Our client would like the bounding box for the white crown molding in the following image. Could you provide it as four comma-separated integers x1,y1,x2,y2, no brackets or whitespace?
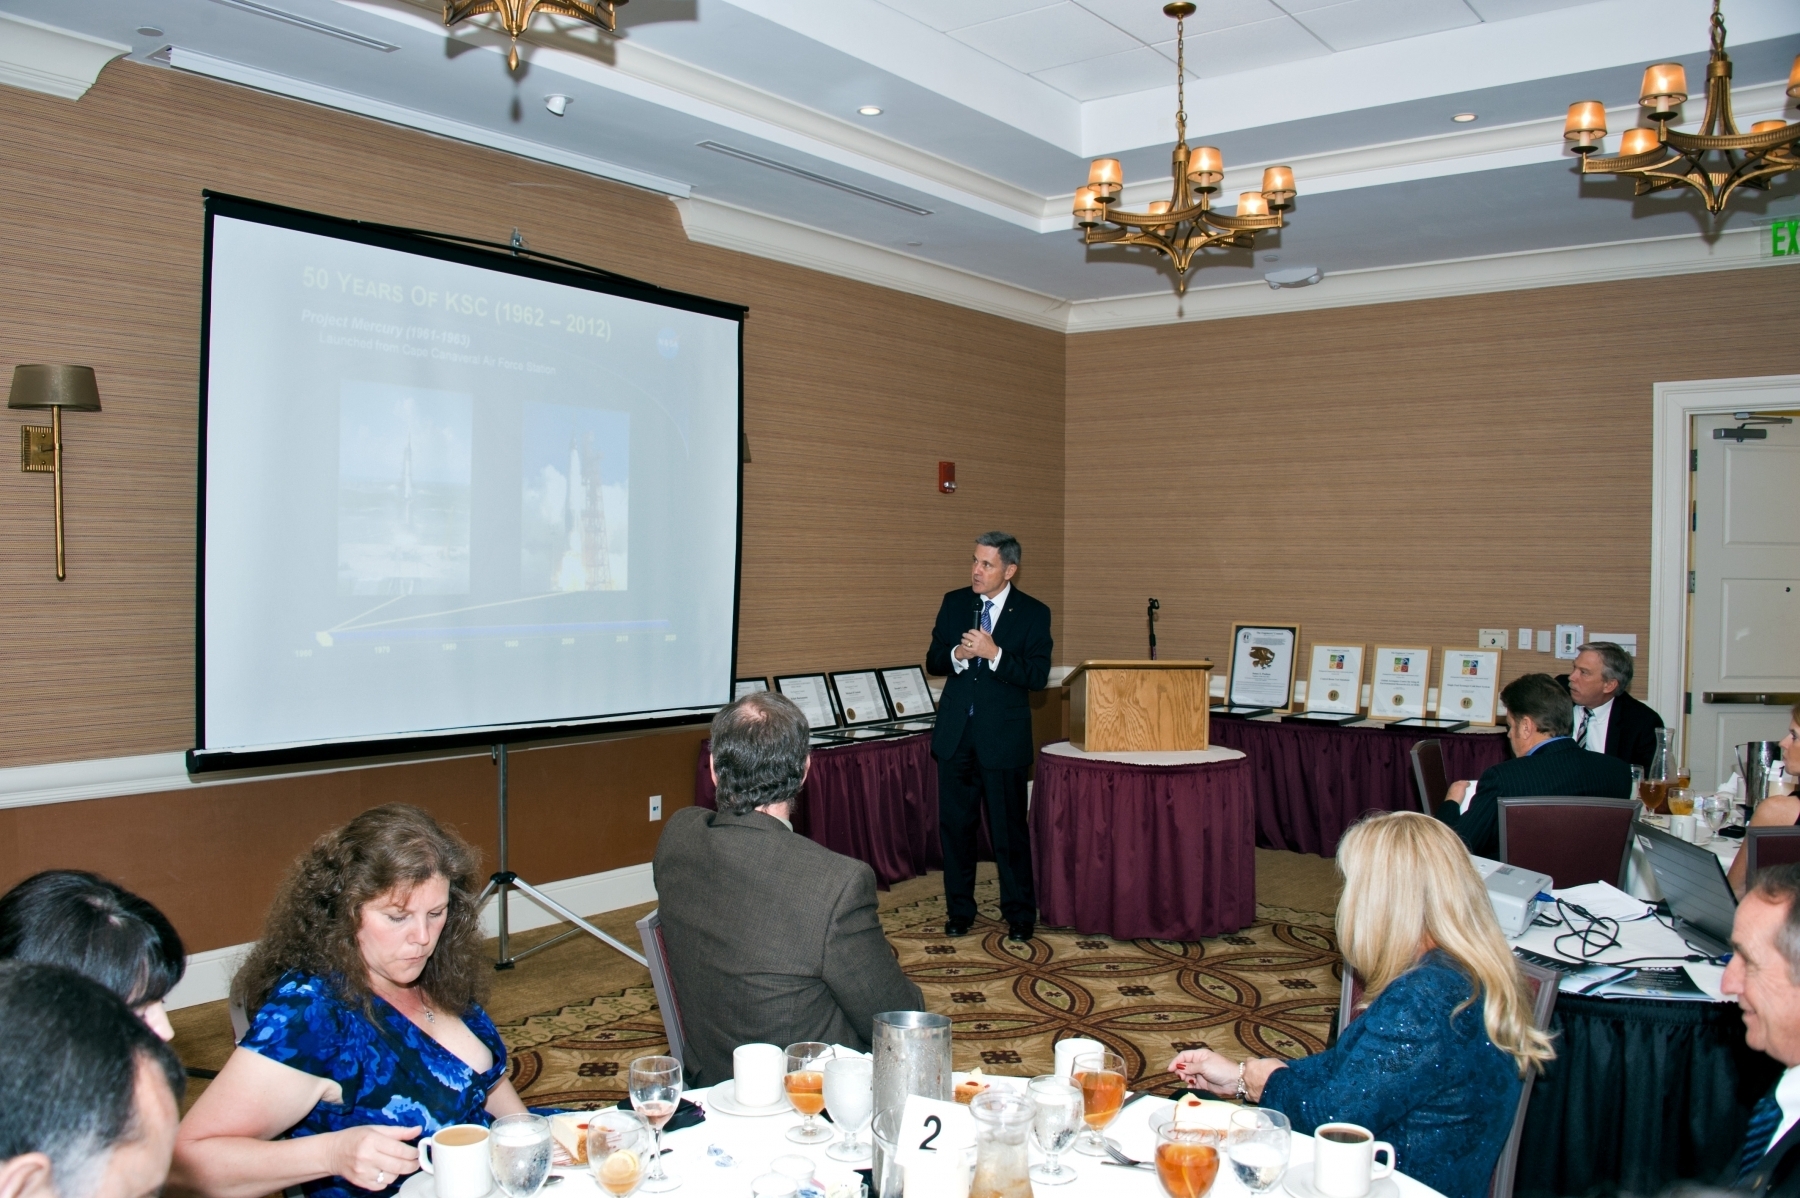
0,12,127,101
674,195,1073,330
163,47,693,198
162,862,658,1009
675,194,1795,332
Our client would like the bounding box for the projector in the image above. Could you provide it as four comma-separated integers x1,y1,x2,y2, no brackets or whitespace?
1471,856,1553,938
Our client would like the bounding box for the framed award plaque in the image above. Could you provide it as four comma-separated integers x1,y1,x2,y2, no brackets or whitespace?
1227,623,1301,713
829,670,892,726
733,677,769,700
1303,644,1365,715
1436,648,1501,726
878,665,936,717
1367,647,1431,721
775,673,839,730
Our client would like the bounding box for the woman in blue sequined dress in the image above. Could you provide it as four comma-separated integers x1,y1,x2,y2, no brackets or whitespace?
1170,811,1554,1198
173,805,525,1198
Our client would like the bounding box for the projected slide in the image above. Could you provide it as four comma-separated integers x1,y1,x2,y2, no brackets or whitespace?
198,200,742,763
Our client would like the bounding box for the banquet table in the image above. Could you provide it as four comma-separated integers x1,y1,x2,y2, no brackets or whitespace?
693,734,989,888
1206,717,1512,856
1031,741,1256,941
527,1085,1450,1198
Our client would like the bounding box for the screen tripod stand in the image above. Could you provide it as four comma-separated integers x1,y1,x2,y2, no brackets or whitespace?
477,743,647,970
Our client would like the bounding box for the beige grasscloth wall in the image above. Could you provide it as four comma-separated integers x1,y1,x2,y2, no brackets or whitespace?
1064,271,1800,693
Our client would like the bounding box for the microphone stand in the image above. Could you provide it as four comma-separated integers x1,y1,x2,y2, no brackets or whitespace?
477,743,648,971
1147,597,1159,660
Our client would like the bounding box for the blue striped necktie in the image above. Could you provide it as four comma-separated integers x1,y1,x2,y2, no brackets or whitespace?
967,600,992,716
1740,1093,1783,1185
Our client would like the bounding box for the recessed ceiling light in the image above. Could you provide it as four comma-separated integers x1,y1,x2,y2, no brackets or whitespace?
136,25,163,36
858,106,882,117
1452,112,1478,123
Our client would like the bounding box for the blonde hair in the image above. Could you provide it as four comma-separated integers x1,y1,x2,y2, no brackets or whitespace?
1336,811,1554,1076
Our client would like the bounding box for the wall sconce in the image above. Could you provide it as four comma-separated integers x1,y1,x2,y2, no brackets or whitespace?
9,365,101,580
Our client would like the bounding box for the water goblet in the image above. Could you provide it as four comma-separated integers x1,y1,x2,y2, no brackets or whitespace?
627,1055,682,1192
1026,1074,1082,1185
1070,1049,1127,1156
1225,1108,1290,1195
784,1042,836,1144
489,1113,552,1198
823,1056,874,1161
587,1110,654,1197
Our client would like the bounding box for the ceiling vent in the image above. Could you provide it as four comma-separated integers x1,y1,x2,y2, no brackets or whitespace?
697,142,932,216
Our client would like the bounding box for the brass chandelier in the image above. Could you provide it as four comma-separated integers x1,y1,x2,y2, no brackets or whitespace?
443,0,627,70
1562,0,1800,213
1072,2,1296,294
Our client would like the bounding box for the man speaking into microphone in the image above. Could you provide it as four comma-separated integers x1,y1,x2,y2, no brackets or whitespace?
927,532,1053,943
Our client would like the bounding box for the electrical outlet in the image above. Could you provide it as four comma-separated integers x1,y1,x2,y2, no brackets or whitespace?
1478,629,1508,649
648,794,663,822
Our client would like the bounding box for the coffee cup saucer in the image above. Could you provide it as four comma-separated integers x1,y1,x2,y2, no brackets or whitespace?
397,1174,492,1198
1283,1163,1400,1198
704,1079,793,1117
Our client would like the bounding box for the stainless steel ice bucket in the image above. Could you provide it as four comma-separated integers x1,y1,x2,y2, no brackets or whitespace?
872,1009,951,1120
1739,741,1786,806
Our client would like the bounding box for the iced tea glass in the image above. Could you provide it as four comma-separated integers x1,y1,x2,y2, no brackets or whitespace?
784,1042,835,1144
1156,1123,1223,1198
1071,1049,1127,1156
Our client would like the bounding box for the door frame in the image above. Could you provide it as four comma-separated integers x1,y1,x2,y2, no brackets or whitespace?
1650,373,1800,758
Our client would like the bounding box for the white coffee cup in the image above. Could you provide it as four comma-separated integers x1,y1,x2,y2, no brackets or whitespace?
1053,1038,1103,1081
1312,1122,1394,1198
735,1042,786,1107
418,1124,491,1198
1671,813,1697,842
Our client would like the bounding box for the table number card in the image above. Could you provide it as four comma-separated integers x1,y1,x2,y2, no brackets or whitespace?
1305,644,1366,714
775,673,839,729
1368,647,1432,721
894,1094,977,1173
829,670,891,725
879,665,936,717
1438,649,1501,725
1228,623,1301,713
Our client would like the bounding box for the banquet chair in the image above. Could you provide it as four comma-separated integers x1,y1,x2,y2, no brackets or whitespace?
1497,796,1639,888
1410,739,1448,814
1337,958,1558,1198
1747,826,1800,877
635,908,691,1072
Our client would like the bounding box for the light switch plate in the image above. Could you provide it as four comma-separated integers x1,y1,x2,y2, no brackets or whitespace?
1519,627,1533,651
1535,630,1553,653
648,794,663,821
1478,629,1508,649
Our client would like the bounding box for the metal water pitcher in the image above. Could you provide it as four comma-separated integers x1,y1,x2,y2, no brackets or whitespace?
1739,741,1787,807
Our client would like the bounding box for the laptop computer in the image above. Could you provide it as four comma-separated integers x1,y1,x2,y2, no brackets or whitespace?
1635,823,1738,957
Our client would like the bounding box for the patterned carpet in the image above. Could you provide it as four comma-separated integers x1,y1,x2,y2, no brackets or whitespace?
499,880,1342,1108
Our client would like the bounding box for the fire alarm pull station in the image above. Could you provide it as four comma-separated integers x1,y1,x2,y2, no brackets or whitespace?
939,462,956,493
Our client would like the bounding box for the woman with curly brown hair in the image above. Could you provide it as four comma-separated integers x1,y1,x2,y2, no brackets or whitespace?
172,805,524,1198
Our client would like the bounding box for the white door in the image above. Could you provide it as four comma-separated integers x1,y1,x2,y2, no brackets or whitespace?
1687,412,1800,789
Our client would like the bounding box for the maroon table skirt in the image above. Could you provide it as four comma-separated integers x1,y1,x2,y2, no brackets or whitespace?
1031,748,1257,941
1206,719,1513,857
694,734,989,888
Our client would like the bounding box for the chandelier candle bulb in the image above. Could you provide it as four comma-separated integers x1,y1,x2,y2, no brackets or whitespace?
1261,166,1296,207
1087,158,1123,200
1619,127,1662,156
1639,62,1688,117
1185,146,1223,188
1563,101,1608,152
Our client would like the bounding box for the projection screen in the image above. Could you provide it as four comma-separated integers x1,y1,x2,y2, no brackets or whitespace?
191,196,743,771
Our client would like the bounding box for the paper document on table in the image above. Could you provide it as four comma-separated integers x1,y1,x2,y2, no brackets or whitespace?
1685,962,1728,1000
1550,882,1654,921
1589,966,1714,1001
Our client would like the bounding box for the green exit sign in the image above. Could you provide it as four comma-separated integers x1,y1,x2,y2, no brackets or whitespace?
1774,217,1800,258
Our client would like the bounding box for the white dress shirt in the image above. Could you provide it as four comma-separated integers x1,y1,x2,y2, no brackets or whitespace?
951,584,1009,674
1766,1065,1800,1155
1573,697,1615,754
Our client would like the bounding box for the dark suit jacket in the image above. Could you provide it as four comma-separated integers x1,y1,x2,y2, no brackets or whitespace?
1556,677,1665,770
1747,1110,1800,1198
1435,737,1634,859
926,585,1052,769
651,806,923,1085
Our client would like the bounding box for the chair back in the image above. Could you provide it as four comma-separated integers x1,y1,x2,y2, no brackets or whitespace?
1747,826,1800,877
228,999,250,1043
1490,959,1560,1198
1410,739,1448,814
1337,967,1366,1036
635,908,690,1072
1497,796,1639,888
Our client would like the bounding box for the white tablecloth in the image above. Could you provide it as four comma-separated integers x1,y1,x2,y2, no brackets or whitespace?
539,1087,1447,1198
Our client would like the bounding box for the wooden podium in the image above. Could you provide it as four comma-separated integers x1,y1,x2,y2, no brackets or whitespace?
1064,660,1213,752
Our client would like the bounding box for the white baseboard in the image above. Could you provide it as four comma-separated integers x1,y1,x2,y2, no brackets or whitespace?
163,862,658,1010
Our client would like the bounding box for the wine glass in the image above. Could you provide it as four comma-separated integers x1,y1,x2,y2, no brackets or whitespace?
1071,1049,1127,1156
784,1042,836,1144
587,1110,654,1197
823,1056,874,1161
1225,1108,1290,1195
1699,792,1731,840
627,1055,682,1192
1155,1122,1224,1198
1027,1074,1083,1185
489,1114,552,1198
